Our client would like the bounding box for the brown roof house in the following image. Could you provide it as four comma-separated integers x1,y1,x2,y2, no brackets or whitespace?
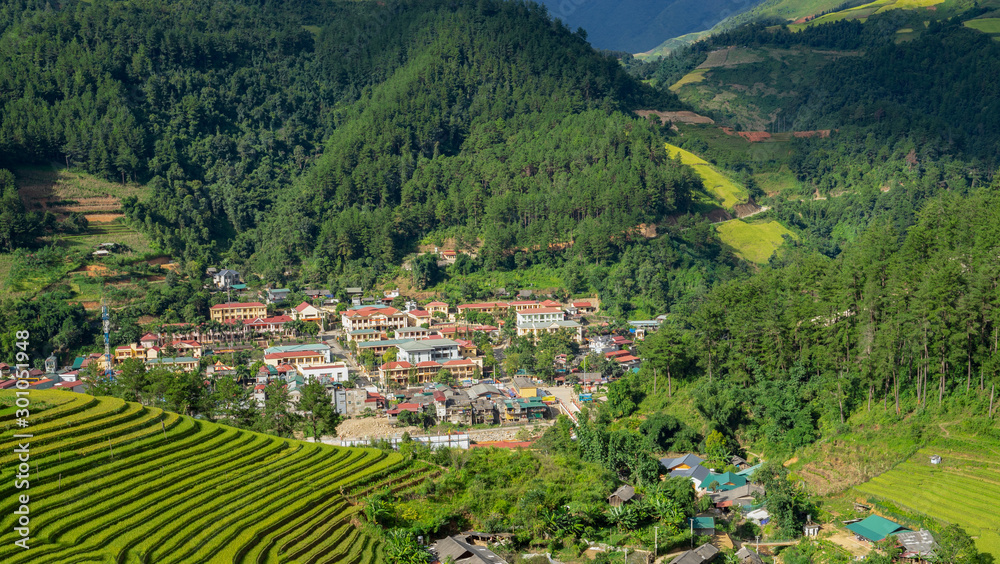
608,485,636,507
433,534,508,564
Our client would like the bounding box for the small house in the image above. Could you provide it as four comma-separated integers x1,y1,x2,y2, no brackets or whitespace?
608,485,636,507
803,515,820,537
736,546,764,564
691,517,716,536
671,543,719,564
895,529,938,561
845,515,909,543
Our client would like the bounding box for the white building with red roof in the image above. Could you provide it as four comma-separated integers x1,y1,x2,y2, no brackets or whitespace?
341,306,410,339
290,302,322,322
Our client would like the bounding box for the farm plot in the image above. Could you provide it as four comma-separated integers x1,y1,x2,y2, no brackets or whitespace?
964,18,1000,35
852,432,1000,558
665,143,748,209
0,390,407,564
715,220,797,264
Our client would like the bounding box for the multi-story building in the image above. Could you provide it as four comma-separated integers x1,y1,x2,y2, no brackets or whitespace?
456,302,510,316
296,362,349,383
210,302,267,323
262,344,332,367
396,338,461,364
341,306,410,340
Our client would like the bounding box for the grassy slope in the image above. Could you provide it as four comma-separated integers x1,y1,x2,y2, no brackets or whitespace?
851,426,1000,556
0,390,417,563
715,219,796,263
665,143,747,208
2,166,159,301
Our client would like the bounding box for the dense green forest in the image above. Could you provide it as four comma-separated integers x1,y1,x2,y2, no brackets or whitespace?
0,0,690,280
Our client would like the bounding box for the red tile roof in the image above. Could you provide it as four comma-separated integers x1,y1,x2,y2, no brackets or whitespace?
380,361,413,370
343,306,400,318
245,315,292,326
523,307,563,314
457,302,509,310
427,301,448,307
605,350,629,357
210,302,265,309
540,300,561,307
416,361,440,368
140,333,159,341
408,309,430,317
509,300,539,305
614,355,640,363
572,302,593,307
294,302,313,312
444,359,474,366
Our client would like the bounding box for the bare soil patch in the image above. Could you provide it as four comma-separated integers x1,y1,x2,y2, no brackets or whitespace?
84,213,124,223
635,110,715,125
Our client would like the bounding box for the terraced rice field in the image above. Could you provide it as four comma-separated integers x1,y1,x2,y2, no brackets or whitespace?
668,68,709,91
788,0,942,28
715,220,797,263
853,432,1000,557
665,143,748,209
0,390,433,563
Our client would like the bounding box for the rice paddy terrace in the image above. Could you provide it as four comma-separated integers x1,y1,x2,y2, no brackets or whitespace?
0,390,436,563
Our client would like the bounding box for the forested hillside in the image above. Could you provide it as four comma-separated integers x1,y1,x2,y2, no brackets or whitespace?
0,0,696,282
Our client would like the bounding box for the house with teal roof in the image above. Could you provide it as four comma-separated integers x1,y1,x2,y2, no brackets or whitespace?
699,471,748,492
845,515,910,543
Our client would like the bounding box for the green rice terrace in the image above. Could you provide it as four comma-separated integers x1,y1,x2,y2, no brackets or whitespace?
852,426,1000,557
0,390,435,563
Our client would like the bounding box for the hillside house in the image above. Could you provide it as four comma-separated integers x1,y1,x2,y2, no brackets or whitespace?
699,471,747,492
608,485,636,507
212,269,241,289
572,301,597,314
736,546,763,564
845,515,910,543
661,454,705,472
265,288,291,304
895,529,938,560
290,302,323,322
210,302,267,323
691,517,716,536
433,534,508,564
671,543,720,564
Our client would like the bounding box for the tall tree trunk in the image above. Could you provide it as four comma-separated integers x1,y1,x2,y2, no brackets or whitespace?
837,379,845,424
894,368,900,416
867,385,872,412
990,384,995,418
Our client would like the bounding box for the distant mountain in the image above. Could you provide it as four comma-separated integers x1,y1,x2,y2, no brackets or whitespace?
539,0,766,52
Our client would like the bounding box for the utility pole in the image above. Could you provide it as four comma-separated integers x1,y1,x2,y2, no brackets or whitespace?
654,526,658,559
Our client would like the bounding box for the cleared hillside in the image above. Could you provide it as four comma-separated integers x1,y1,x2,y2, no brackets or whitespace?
0,390,432,563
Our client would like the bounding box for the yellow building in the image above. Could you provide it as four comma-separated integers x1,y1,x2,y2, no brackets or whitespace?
210,302,267,323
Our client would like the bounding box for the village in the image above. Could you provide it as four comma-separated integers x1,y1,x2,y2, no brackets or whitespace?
0,263,654,444
0,263,954,564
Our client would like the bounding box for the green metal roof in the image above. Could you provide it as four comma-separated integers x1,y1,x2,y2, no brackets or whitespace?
691,517,715,529
72,357,84,370
845,515,909,542
737,463,762,478
700,471,747,491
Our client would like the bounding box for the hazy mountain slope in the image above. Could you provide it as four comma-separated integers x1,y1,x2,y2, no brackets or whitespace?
539,0,766,52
